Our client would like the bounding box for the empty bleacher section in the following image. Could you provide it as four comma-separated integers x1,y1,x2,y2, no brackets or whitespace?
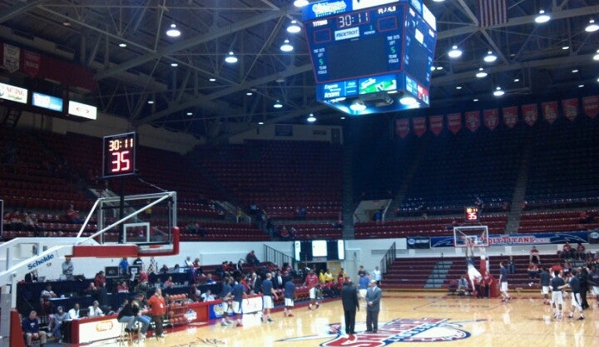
188,140,343,220
519,210,599,233
384,253,567,291
354,215,507,239
524,117,599,210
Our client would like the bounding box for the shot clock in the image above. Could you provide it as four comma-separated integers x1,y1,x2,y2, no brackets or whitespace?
102,132,136,178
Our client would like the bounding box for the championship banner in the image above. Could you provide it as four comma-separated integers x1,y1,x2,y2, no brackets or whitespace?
502,106,518,128
430,232,590,248
395,118,410,138
562,98,579,121
521,103,538,126
582,95,599,118
412,117,427,137
465,110,480,132
3,43,20,73
483,109,499,130
429,115,443,135
542,101,558,124
23,50,40,78
447,113,462,134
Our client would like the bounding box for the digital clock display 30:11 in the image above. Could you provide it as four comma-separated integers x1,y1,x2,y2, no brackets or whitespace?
102,132,136,178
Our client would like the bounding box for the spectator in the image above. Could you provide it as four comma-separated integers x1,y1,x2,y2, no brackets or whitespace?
94,271,106,288
249,272,261,294
246,250,260,266
49,306,68,343
147,288,167,338
25,270,38,283
68,303,81,320
507,256,516,274
95,281,109,311
159,264,169,274
205,273,216,284
147,256,158,274
88,300,104,317
201,289,215,302
41,284,57,300
117,295,150,340
561,242,574,259
527,262,540,279
22,310,46,347
530,246,541,264
62,256,74,279
576,243,586,261
371,266,382,286
65,204,84,224
357,265,367,277
119,257,130,276
133,256,144,268
23,212,44,236
163,276,175,289
117,281,129,293
184,256,193,267
189,283,202,302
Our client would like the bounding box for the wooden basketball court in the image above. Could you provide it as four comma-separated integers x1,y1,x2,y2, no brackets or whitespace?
82,292,598,347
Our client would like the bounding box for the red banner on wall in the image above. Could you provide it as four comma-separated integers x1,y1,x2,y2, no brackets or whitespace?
395,118,410,138
429,115,443,135
483,109,499,130
502,106,518,128
562,98,578,121
23,50,40,78
465,111,480,132
582,95,599,119
412,117,427,137
542,101,558,124
447,113,462,134
521,103,538,126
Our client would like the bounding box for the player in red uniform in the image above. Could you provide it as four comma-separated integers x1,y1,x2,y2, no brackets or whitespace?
304,270,320,310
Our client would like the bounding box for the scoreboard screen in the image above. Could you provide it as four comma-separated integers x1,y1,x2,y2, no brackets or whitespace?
302,0,436,115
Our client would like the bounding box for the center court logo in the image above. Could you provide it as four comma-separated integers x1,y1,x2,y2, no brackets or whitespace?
278,318,474,345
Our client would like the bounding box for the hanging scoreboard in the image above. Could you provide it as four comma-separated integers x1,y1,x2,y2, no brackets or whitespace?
302,0,436,115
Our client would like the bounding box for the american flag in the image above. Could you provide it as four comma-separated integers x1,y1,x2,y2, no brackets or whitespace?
478,0,508,27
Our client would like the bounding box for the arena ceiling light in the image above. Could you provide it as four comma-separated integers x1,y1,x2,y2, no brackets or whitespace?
225,51,238,64
476,68,488,78
307,114,316,122
273,100,283,108
493,87,505,97
447,45,462,59
166,24,181,37
293,0,309,7
535,10,551,24
349,100,366,111
399,96,418,105
280,39,294,52
594,49,599,61
118,43,127,48
585,19,599,33
483,51,497,63
287,20,302,34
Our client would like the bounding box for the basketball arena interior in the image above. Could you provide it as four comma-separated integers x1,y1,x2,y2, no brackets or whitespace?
1,0,599,346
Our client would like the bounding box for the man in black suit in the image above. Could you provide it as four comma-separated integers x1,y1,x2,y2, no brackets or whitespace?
340,278,359,335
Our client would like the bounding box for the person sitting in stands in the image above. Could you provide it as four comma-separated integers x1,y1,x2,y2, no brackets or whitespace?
49,306,68,343
201,289,215,302
41,284,57,300
160,264,169,274
68,303,81,320
25,270,38,283
205,273,216,284
117,281,129,293
530,246,541,264
246,250,260,266
163,276,175,288
88,300,104,317
527,262,540,279
65,204,84,224
457,275,469,296
22,310,46,347
561,242,574,259
94,270,106,288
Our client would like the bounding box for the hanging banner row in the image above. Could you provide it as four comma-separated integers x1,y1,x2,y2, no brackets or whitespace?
395,95,599,138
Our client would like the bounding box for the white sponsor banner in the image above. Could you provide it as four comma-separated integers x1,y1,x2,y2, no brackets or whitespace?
0,82,27,104
68,100,97,120
78,317,121,343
